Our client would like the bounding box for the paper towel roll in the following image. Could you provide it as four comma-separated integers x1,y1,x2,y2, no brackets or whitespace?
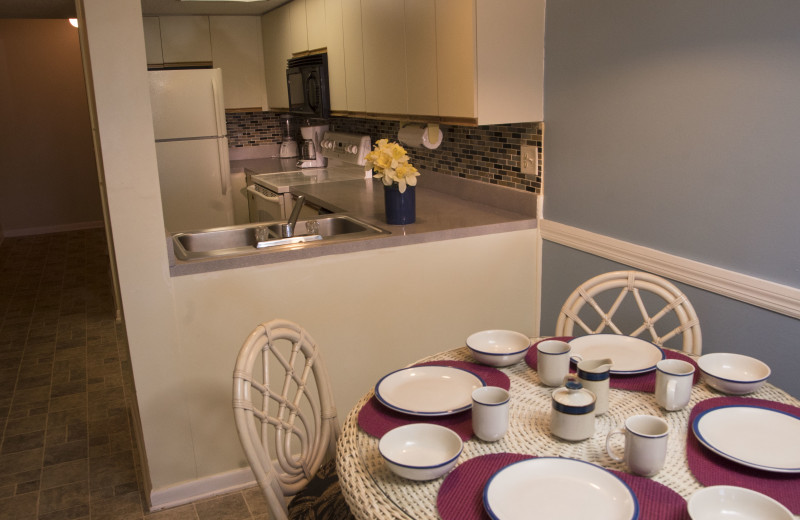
398,124,443,150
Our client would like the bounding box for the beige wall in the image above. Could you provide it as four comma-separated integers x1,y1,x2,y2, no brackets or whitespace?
0,19,102,236
79,0,190,498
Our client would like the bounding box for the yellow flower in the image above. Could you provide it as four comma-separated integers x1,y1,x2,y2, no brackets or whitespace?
365,139,420,193
374,153,393,171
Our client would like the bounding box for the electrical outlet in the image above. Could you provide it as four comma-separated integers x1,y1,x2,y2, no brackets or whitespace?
520,145,538,174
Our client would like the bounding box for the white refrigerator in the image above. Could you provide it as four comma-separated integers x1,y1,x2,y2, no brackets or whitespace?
148,68,234,232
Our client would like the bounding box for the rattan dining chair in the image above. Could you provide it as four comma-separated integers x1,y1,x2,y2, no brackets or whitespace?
232,319,354,520
555,271,702,355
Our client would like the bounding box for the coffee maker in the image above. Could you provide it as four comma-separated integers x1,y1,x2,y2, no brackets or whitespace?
298,123,329,168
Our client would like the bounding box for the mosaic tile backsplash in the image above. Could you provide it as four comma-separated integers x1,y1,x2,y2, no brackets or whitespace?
226,111,543,193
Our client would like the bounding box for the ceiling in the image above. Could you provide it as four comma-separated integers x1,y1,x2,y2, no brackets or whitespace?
0,0,290,19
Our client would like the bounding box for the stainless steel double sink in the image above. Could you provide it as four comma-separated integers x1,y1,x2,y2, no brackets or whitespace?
172,215,389,260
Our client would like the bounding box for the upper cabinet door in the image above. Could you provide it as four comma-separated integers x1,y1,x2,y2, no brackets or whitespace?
435,0,476,120
210,16,268,111
142,17,164,67
288,0,310,54
475,0,544,124
341,0,366,112
159,16,213,65
361,0,407,115
404,0,438,117
262,7,291,110
324,0,348,111
306,0,327,51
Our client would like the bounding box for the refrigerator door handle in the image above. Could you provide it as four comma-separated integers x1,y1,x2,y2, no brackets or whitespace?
211,74,225,138
217,138,230,195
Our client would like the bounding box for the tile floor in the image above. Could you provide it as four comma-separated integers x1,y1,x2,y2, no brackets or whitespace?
0,229,269,520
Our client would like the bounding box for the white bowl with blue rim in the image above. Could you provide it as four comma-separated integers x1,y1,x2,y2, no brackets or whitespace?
378,423,463,481
688,486,793,520
466,330,531,367
697,352,770,395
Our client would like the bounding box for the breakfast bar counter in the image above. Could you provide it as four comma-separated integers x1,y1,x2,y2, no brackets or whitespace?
168,171,537,276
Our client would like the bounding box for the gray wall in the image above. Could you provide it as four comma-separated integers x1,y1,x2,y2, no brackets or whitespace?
541,0,800,396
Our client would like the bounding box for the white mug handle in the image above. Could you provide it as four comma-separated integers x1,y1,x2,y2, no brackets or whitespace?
665,379,677,409
570,353,583,364
606,427,625,462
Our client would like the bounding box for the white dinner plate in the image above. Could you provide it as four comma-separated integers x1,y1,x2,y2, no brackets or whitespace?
483,458,639,520
569,334,664,374
692,404,800,473
374,365,485,416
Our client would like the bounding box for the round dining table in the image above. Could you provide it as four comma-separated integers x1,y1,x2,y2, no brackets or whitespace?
335,342,800,520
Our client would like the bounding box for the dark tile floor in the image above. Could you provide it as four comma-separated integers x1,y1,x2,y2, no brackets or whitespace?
0,229,268,520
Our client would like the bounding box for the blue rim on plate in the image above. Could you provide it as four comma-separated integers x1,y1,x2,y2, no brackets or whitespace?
482,457,639,520
568,334,665,375
692,404,800,473
374,365,486,416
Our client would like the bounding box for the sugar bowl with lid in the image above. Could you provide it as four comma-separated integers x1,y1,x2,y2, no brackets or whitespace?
550,375,597,441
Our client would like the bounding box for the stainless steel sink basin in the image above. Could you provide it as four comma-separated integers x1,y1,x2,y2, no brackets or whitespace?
172,215,389,260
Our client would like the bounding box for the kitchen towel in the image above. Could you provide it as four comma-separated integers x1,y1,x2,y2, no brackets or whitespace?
358,360,510,441
525,337,700,393
436,453,689,520
686,396,800,514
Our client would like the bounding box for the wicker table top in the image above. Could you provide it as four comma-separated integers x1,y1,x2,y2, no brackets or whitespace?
336,346,800,520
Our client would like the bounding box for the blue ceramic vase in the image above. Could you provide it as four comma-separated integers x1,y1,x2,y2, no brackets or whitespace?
383,184,416,225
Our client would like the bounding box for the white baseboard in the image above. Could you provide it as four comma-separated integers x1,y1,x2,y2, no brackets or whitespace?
540,219,800,320
3,220,105,237
149,467,256,512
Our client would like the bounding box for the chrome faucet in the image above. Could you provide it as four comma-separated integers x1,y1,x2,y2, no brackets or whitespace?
280,195,306,238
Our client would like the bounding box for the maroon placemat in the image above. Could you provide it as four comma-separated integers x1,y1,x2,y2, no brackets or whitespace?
687,397,800,514
358,361,510,441
437,453,689,520
525,337,700,393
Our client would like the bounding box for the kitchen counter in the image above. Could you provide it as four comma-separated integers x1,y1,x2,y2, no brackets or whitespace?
167,171,537,276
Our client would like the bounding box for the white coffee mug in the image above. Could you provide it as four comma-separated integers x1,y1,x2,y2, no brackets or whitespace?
471,386,510,442
655,359,695,411
606,415,669,477
536,340,571,387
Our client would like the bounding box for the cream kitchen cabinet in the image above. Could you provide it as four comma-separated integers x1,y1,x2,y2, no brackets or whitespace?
142,17,164,67
159,16,213,65
332,0,543,124
210,17,268,111
288,0,327,55
438,0,545,125
323,0,366,114
324,0,348,111
261,7,291,110
305,0,327,51
288,0,309,54
361,1,407,115
404,0,438,117
341,0,366,112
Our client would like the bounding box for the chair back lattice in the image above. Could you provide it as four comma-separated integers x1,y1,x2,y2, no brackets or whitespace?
555,271,702,355
232,319,339,520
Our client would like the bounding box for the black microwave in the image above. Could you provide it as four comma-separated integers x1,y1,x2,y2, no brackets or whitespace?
286,53,331,118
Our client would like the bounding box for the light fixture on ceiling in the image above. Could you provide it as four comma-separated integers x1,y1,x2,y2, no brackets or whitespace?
69,18,79,28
